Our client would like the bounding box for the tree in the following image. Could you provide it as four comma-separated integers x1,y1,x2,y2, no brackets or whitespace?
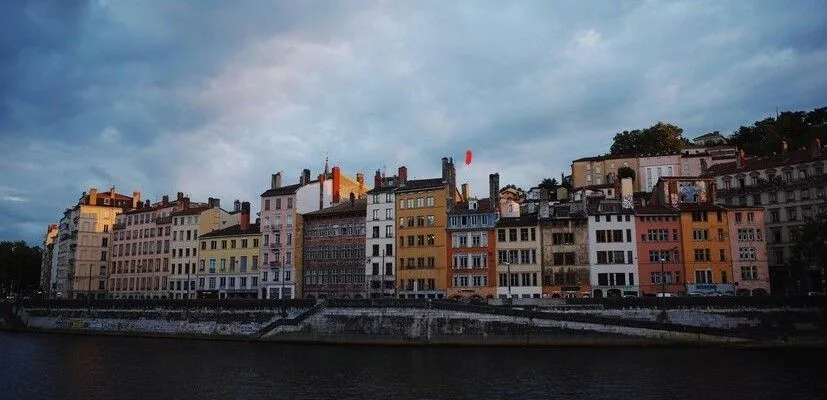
538,178,559,192
610,122,685,156
727,107,827,157
617,166,636,181
791,209,827,293
0,241,42,299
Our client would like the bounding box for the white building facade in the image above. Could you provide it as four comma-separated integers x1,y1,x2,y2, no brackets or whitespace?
365,168,402,298
587,195,640,298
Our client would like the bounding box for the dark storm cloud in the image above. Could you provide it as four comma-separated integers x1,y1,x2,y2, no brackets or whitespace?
0,0,826,245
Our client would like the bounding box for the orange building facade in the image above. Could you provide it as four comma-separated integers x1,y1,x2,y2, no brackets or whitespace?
446,195,498,299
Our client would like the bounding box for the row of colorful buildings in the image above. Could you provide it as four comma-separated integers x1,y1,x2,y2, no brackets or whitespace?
41,154,777,301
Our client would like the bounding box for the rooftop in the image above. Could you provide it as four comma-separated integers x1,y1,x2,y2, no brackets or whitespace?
261,181,319,197
394,178,445,193
199,222,261,239
303,197,367,217
702,148,826,177
496,213,538,227
634,204,679,215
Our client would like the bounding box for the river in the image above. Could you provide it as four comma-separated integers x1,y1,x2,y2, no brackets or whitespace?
0,331,824,399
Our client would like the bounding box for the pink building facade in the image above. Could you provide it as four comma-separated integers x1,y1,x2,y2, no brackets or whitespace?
634,205,685,295
638,155,681,193
727,207,771,295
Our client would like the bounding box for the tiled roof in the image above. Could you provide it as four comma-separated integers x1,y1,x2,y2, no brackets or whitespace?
171,205,210,216
366,186,396,195
199,222,261,238
303,197,367,217
261,181,319,197
394,178,445,193
702,149,826,177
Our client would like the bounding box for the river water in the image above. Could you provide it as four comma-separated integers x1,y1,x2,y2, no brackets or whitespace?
0,331,824,400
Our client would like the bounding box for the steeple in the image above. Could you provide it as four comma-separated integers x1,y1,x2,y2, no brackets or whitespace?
324,155,330,176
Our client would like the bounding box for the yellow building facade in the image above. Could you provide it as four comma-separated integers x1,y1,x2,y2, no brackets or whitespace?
196,203,261,299
678,204,735,294
395,178,452,299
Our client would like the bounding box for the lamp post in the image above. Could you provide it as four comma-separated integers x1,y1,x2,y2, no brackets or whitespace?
660,257,666,312
504,261,512,301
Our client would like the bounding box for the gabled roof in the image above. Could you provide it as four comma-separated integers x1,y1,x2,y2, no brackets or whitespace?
199,222,261,239
394,178,445,193
303,197,367,218
261,181,319,197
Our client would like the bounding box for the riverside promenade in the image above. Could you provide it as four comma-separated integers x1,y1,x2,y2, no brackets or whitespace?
3,296,826,347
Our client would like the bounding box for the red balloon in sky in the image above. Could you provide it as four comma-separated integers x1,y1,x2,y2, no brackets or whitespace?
465,150,473,165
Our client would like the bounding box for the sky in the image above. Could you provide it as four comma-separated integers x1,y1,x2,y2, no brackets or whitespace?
1,0,826,246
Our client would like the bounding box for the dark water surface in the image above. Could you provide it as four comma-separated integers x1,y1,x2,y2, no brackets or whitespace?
0,332,824,400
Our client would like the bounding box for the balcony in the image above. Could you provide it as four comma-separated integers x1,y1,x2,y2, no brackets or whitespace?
113,223,126,231
155,216,172,225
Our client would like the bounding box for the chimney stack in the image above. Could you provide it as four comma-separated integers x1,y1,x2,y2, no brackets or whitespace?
208,197,220,209
144,199,150,208
240,201,251,230
374,170,382,189
811,138,822,159
88,188,97,205
182,197,190,210
271,172,282,189
303,169,311,186
319,173,326,210
234,200,241,212
489,173,500,211
132,191,141,209
177,192,184,201
332,166,341,203
356,172,365,192
539,188,550,219
299,172,306,185
350,192,356,206
398,166,408,185
162,195,169,205
461,183,470,202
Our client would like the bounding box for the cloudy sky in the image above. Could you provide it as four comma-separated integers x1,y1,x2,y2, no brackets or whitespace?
1,0,826,245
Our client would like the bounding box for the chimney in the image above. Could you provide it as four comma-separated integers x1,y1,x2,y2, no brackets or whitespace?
299,173,306,185
398,166,407,185
183,197,190,210
88,188,97,205
332,166,341,204
208,197,220,209
303,169,311,186
812,138,822,159
162,195,169,205
132,191,141,209
109,186,115,197
539,188,550,219
177,192,184,201
356,172,365,194
271,172,282,189
234,200,241,212
620,177,633,209
240,201,251,230
441,157,450,182
489,173,500,211
374,170,382,189
736,149,745,169
319,173,326,209
461,183,470,202
144,199,150,208
349,192,356,206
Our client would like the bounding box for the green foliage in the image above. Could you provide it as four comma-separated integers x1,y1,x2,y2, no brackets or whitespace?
793,209,827,268
538,178,559,192
0,241,42,298
610,122,685,156
617,166,636,181
727,107,827,156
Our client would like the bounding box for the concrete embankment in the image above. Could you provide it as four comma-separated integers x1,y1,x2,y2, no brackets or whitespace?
5,298,826,347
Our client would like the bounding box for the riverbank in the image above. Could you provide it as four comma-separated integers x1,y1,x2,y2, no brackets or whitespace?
4,298,825,348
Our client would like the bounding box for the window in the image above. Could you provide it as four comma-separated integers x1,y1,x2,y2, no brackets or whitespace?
741,266,758,280
739,247,756,260
693,249,711,262
552,233,574,245
695,269,713,284
497,229,506,242
264,199,270,211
